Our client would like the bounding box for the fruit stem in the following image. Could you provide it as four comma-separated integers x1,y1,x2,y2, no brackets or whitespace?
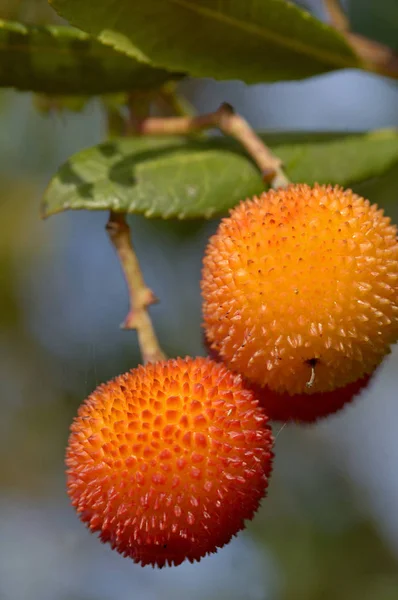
106,211,166,364
135,102,290,189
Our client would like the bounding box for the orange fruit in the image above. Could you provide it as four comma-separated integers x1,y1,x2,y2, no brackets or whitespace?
66,357,273,567
202,184,398,394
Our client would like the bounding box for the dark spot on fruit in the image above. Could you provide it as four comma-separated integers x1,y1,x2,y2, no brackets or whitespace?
306,358,319,368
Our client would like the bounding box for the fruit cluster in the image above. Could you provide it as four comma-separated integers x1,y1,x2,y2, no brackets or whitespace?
66,184,398,567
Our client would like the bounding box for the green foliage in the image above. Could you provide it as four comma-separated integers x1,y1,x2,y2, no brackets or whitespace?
0,19,176,94
49,0,361,83
349,0,398,49
1,2,398,595
42,135,264,219
42,130,398,219
355,163,398,223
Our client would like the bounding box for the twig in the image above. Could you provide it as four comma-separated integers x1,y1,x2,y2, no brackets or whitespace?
324,0,349,32
324,0,398,80
106,102,288,362
106,211,166,364
135,102,290,189
348,33,398,80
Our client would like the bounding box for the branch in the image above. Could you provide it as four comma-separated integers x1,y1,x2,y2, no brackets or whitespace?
134,102,290,189
107,102,288,362
106,211,166,364
324,0,349,32
324,0,398,80
348,33,398,80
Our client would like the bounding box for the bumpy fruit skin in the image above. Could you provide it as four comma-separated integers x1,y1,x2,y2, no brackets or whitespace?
202,184,398,395
203,335,372,423
66,357,273,568
254,375,371,423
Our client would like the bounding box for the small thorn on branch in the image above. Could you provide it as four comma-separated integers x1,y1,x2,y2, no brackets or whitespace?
106,211,166,364
135,102,290,190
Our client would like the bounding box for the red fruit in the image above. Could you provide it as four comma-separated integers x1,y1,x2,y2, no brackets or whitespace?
203,335,373,423
252,375,372,424
66,357,273,567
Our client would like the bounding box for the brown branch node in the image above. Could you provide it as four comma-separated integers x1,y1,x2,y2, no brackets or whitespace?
135,102,290,190
106,211,166,364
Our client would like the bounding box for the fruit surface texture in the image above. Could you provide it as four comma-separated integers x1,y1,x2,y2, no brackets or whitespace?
203,335,373,423
202,184,398,394
66,357,273,567
254,374,372,423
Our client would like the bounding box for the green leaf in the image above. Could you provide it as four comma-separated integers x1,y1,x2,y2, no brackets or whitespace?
276,129,398,186
42,129,398,220
354,163,398,221
42,136,264,219
49,0,361,83
0,19,177,95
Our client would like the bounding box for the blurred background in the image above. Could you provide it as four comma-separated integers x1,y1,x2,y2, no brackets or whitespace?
0,1,398,599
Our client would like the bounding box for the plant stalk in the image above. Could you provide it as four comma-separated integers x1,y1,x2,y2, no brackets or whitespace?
135,102,290,189
106,211,166,364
